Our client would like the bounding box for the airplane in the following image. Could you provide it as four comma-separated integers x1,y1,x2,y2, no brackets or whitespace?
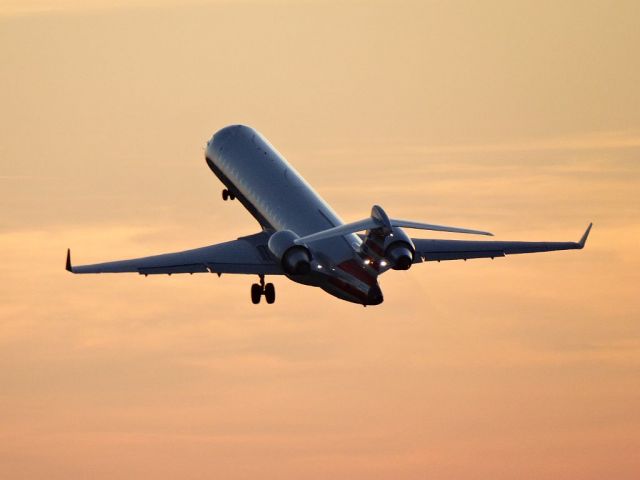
66,124,592,306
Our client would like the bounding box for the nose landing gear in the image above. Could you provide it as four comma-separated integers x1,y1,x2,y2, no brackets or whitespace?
251,275,276,304
222,189,235,201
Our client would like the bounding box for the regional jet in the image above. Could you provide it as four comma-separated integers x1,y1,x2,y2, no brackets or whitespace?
66,125,591,305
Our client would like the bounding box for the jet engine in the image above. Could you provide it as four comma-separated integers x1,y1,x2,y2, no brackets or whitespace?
383,227,415,270
267,230,312,275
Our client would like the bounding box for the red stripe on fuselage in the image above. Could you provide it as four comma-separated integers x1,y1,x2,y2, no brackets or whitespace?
337,259,377,286
328,276,370,302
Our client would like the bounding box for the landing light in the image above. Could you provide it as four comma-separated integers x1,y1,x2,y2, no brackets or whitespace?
380,260,388,267
363,258,371,265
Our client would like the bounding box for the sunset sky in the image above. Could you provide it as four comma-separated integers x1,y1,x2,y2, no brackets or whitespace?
1,1,639,479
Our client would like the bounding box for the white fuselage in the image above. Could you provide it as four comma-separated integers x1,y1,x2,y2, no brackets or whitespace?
205,125,383,305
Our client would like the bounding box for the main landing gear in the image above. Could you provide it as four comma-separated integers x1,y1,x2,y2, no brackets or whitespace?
251,275,275,304
222,189,235,201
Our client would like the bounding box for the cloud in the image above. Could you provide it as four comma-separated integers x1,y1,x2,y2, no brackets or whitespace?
2,2,640,478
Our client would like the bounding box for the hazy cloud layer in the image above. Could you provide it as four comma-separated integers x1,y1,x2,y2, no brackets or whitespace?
1,2,639,479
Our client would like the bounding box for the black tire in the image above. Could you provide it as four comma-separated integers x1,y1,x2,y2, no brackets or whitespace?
229,192,235,200
251,283,262,304
222,189,229,201
264,283,276,304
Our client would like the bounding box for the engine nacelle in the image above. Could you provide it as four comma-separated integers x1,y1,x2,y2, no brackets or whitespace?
267,230,312,275
383,227,415,270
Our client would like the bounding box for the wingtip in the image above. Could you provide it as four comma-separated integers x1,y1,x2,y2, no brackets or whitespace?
578,222,593,248
65,248,73,272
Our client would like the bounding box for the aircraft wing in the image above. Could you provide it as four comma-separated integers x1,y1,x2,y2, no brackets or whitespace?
66,232,283,275
412,223,592,263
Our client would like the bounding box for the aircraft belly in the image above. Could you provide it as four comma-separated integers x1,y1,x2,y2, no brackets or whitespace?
206,125,357,262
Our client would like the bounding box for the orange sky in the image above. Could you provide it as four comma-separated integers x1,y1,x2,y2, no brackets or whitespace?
1,1,639,479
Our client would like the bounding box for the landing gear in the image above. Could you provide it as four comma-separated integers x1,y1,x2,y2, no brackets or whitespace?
251,283,262,304
264,282,276,304
250,275,276,304
222,189,235,201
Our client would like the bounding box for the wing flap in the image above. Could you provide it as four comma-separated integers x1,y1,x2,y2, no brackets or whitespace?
205,262,283,275
138,264,210,275
420,249,506,262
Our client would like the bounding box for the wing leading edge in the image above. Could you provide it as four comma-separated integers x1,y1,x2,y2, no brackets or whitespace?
412,223,592,263
66,232,283,275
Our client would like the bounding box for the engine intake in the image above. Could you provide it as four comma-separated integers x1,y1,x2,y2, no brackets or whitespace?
383,227,415,270
282,246,312,275
386,243,413,270
267,230,312,275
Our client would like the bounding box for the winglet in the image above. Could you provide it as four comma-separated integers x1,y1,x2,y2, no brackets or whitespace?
578,223,593,248
65,248,73,272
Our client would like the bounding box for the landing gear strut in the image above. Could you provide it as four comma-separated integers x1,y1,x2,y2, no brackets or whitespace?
222,189,235,201
251,275,276,304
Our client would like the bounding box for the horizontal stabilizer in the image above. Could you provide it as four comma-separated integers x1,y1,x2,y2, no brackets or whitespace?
390,219,492,236
294,205,492,245
294,218,379,245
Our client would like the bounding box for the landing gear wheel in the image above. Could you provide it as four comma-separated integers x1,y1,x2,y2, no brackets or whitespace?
264,283,276,304
222,189,229,201
228,192,235,200
250,283,262,304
